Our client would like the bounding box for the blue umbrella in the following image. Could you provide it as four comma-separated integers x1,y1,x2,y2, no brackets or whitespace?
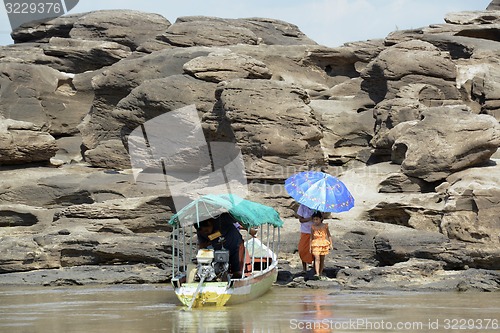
285,171,354,213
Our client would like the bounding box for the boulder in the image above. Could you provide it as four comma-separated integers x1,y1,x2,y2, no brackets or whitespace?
0,118,58,164
79,47,218,167
69,10,171,50
183,51,272,83
159,19,259,47
438,163,500,244
309,100,374,166
0,264,167,285
393,107,500,181
11,10,171,51
361,40,458,103
337,259,500,291
0,37,131,73
0,63,92,136
0,236,53,273
11,14,82,43
367,194,444,232
445,11,500,25
487,0,500,10
228,45,336,93
211,79,324,180
164,16,317,46
378,172,432,193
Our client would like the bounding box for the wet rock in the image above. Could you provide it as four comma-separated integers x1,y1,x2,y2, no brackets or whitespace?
336,258,500,292
0,264,167,286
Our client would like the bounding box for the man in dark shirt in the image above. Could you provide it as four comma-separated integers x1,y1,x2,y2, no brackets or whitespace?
196,213,245,278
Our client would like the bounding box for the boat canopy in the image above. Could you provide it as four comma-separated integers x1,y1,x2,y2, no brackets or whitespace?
168,194,284,228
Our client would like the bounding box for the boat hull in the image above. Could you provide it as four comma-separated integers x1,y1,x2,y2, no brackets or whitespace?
174,266,277,308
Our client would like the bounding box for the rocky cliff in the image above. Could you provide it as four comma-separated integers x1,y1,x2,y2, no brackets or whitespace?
0,2,499,290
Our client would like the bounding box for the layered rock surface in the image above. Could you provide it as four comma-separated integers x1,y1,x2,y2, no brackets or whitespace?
0,3,499,290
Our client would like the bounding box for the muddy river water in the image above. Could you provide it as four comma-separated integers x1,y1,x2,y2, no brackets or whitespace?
1,284,499,332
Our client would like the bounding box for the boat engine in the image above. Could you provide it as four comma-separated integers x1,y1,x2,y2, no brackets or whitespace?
195,248,230,282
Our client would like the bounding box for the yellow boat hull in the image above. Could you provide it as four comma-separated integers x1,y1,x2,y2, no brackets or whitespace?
174,266,278,308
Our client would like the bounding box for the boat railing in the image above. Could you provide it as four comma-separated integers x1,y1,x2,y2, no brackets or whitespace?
242,223,280,278
171,221,281,281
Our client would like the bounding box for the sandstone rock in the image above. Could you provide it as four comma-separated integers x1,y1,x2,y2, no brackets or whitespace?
228,45,336,93
469,61,500,119
368,194,444,232
0,236,53,273
159,20,259,47
168,16,317,46
375,226,500,270
11,14,82,43
378,172,431,193
1,8,499,290
375,229,450,266
393,107,500,181
336,259,500,291
183,51,272,83
82,139,131,169
234,17,317,46
0,164,167,209
79,48,217,167
42,37,131,72
386,11,500,48
53,196,174,233
0,264,167,285
0,37,131,73
0,204,53,227
11,10,171,51
211,79,324,180
487,0,500,10
302,40,385,80
438,163,500,244
70,10,171,50
445,11,500,25
0,63,92,136
309,100,374,166
371,98,425,151
361,40,457,103
0,118,58,164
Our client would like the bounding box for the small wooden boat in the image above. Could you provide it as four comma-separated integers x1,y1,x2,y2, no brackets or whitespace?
168,194,283,309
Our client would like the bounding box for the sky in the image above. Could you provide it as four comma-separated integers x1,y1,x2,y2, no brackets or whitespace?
0,0,493,47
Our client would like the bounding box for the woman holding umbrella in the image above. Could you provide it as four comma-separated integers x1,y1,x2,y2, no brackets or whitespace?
285,171,355,274
297,203,314,272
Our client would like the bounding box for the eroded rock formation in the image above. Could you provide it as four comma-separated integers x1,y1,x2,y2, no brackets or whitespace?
0,3,499,289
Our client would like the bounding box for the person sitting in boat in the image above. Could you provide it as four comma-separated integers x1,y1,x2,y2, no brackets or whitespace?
195,213,256,279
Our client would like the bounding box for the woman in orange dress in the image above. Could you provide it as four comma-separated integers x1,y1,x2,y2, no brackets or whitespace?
309,211,333,279
297,204,314,272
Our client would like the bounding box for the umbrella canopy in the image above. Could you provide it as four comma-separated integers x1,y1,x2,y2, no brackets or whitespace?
168,193,284,228
285,171,354,213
